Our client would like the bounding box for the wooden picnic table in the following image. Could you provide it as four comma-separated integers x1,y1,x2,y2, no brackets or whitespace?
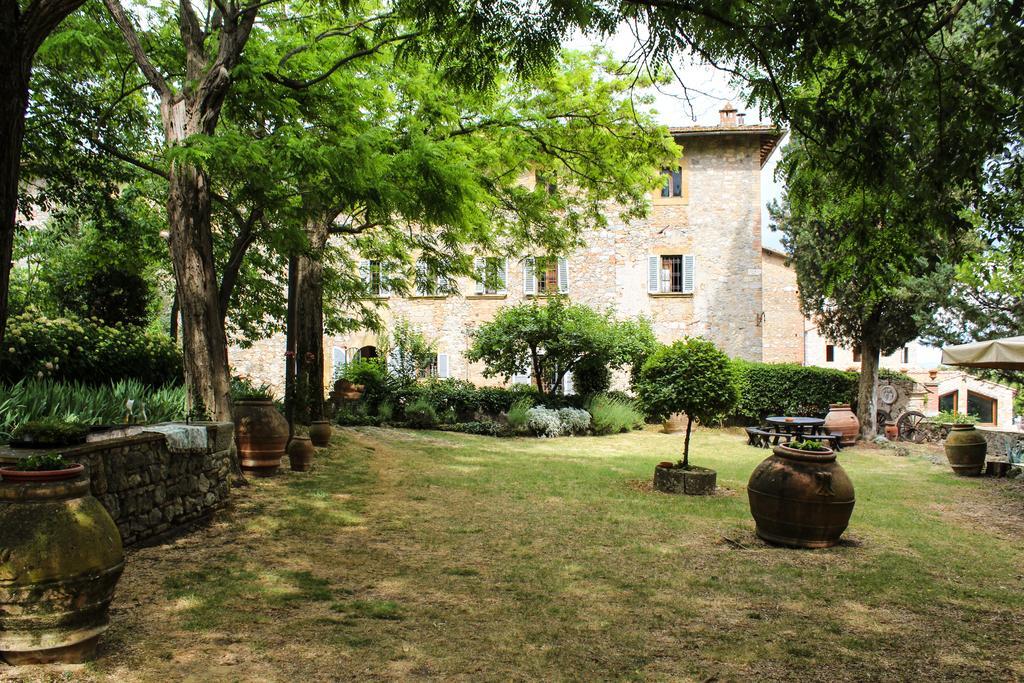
764,416,826,439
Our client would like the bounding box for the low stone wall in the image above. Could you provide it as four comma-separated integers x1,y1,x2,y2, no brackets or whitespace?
0,422,235,547
978,427,1024,462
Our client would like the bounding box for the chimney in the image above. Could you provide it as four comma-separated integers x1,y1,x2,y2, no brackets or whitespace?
719,102,738,126
737,112,746,126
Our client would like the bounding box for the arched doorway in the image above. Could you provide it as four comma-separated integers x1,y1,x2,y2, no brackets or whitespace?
358,345,378,360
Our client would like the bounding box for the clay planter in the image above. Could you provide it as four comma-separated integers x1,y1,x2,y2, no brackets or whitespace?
333,379,365,402
234,399,288,476
824,404,860,447
309,420,332,447
944,424,987,477
653,464,716,495
662,413,687,434
288,436,315,472
884,421,898,440
747,444,855,549
0,465,124,664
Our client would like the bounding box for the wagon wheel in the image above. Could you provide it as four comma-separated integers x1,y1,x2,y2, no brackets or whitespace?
896,411,927,443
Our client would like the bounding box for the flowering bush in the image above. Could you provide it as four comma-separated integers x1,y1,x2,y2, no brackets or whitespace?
526,406,564,437
1,311,182,387
558,407,591,435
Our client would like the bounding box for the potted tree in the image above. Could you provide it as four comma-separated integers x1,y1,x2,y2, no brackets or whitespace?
231,378,288,477
637,338,739,496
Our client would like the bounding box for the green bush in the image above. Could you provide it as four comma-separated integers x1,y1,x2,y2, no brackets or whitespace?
11,452,70,472
930,410,978,425
404,396,438,429
340,357,393,411
732,360,857,422
0,378,186,443
588,394,643,435
558,407,592,435
438,421,511,437
11,418,90,446
526,406,563,437
506,398,532,434
1,312,182,387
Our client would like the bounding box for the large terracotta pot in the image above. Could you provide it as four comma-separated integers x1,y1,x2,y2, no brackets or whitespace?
824,403,860,447
234,399,288,476
884,421,898,440
662,413,687,434
309,420,332,447
333,379,365,402
747,444,855,549
0,465,124,664
288,436,316,472
944,424,987,476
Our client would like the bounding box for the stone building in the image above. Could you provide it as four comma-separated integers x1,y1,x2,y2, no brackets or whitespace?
230,105,789,394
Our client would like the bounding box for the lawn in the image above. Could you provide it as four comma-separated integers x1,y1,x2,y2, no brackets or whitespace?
71,427,1024,681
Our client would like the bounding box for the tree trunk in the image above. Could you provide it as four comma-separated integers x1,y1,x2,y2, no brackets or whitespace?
683,415,693,468
284,254,298,435
0,45,29,353
294,217,329,423
167,163,232,422
169,288,179,342
856,339,881,440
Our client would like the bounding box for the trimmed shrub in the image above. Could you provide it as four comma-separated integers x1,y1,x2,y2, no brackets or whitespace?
558,407,592,435
588,394,644,435
732,360,857,422
438,421,511,437
507,398,532,434
404,396,438,429
526,406,563,438
2,312,182,387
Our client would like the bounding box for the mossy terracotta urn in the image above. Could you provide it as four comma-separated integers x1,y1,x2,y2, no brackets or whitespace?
0,464,124,664
944,424,987,476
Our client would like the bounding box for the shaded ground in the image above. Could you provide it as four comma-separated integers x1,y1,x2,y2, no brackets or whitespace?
4,427,1024,681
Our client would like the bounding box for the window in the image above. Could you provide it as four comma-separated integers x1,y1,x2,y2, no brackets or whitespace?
359,260,388,297
825,344,835,362
852,347,862,363
660,166,683,198
524,256,568,295
967,391,996,425
474,257,507,295
647,254,694,294
414,260,447,297
416,353,449,379
939,391,958,414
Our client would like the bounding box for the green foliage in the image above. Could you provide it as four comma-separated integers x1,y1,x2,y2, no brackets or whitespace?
637,338,739,466
466,297,654,397
404,396,438,429
506,398,533,434
340,358,393,411
732,361,858,422
558,407,592,435
789,440,831,452
231,375,275,401
10,418,90,447
10,452,71,472
377,401,394,423
381,318,438,386
587,394,644,435
437,421,511,437
0,378,186,443
571,354,612,396
931,411,978,425
1,311,182,387
526,407,564,438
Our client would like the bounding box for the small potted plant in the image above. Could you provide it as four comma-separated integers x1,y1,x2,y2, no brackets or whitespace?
0,452,84,482
942,411,986,476
637,338,739,496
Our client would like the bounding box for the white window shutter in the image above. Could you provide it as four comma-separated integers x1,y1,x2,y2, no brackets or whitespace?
437,353,449,378
563,371,574,395
523,257,536,295
557,257,569,294
683,254,695,294
647,256,660,294
474,257,485,294
498,258,508,294
332,346,345,373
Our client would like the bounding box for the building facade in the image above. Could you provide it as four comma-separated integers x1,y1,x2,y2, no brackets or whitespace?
231,106,787,393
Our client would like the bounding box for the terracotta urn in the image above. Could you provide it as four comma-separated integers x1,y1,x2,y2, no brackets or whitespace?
884,421,898,440
747,444,855,548
309,420,332,447
662,413,687,434
944,424,987,476
234,399,288,476
288,436,316,472
0,465,124,664
824,403,860,447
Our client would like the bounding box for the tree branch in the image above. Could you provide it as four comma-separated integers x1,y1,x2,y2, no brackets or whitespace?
102,0,173,99
219,207,263,321
18,0,88,61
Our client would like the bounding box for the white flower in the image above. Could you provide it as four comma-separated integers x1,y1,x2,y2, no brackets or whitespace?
7,347,13,353
44,362,53,370
36,371,43,378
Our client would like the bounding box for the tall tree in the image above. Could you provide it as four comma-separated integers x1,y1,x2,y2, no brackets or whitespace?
0,0,88,352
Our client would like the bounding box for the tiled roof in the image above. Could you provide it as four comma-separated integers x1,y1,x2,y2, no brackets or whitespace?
667,124,784,168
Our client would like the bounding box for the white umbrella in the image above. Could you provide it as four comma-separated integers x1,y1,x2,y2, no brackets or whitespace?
941,336,1024,370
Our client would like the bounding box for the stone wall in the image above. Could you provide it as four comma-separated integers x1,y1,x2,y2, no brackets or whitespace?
760,248,804,364
0,422,235,547
230,130,772,395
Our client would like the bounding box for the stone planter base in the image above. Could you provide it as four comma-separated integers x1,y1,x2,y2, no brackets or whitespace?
653,464,716,496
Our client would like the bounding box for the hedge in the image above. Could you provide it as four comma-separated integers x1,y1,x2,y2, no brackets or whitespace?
732,361,857,422
1,312,182,387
